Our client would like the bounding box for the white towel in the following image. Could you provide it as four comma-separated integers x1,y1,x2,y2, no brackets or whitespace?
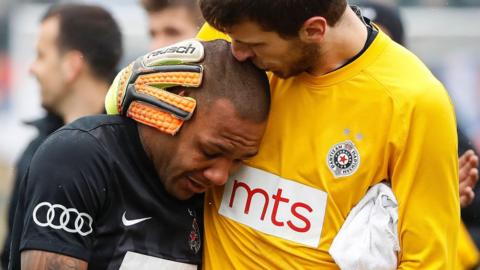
329,183,400,270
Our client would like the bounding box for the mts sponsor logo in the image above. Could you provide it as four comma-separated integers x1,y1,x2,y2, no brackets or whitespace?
219,165,328,248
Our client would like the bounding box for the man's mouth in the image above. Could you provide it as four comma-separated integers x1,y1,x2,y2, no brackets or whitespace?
186,176,208,193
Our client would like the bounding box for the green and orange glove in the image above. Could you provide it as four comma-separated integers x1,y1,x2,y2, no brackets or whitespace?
105,39,204,135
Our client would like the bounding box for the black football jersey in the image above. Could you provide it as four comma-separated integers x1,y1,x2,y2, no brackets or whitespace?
9,115,203,270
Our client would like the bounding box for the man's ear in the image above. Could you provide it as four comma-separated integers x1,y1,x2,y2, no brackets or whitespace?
62,50,85,83
299,17,327,43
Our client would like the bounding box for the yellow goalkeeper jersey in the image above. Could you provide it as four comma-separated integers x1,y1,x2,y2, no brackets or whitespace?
198,25,459,269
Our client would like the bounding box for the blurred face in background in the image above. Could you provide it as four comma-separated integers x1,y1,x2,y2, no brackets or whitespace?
148,5,199,50
29,16,69,113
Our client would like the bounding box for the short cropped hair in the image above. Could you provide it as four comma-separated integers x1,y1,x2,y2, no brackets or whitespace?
42,4,123,82
180,40,270,123
140,0,204,27
200,0,348,38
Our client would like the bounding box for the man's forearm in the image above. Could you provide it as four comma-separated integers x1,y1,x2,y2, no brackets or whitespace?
21,250,87,270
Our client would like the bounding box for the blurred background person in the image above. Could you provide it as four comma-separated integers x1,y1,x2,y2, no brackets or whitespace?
360,2,480,269
140,0,204,50
0,0,11,114
0,3,122,268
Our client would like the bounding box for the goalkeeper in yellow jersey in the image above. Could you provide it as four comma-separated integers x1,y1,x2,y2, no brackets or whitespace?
198,0,462,268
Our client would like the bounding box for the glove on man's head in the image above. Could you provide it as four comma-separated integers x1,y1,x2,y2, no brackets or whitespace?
106,39,270,135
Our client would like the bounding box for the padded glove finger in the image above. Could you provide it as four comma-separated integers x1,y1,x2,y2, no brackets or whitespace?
105,39,204,135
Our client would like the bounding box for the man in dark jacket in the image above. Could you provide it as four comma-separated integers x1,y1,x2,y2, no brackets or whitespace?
1,4,123,267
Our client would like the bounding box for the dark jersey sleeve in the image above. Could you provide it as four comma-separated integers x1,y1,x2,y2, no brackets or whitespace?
18,128,111,262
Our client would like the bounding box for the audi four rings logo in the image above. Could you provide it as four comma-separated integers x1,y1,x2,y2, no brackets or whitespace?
32,202,93,236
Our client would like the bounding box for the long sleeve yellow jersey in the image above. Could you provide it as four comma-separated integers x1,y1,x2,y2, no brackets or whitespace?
198,25,459,270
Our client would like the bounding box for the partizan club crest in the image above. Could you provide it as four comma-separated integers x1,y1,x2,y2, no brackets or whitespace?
327,140,360,178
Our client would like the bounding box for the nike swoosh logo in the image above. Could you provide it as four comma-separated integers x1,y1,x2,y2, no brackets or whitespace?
122,211,152,226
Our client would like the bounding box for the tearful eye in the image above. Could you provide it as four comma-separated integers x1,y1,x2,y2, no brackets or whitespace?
165,28,181,37
251,43,264,49
202,149,219,159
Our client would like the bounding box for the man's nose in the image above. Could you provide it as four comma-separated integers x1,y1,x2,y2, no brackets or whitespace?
29,61,37,76
231,41,254,62
203,158,233,186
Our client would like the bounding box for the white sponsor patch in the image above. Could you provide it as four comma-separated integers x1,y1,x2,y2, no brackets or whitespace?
219,165,328,248
120,251,197,270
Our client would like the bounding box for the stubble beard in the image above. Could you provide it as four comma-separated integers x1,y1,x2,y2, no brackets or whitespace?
274,41,320,79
